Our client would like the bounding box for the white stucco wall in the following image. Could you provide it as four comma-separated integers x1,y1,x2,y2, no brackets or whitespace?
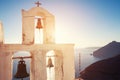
0,52,13,80
22,7,55,44
0,44,75,80
0,21,4,44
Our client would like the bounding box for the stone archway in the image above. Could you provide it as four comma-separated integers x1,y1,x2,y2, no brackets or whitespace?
45,50,64,80
46,50,55,80
34,16,44,44
30,49,64,80
12,51,31,80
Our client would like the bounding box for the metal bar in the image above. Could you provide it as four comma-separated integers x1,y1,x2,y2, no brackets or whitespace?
12,56,32,59
46,55,56,57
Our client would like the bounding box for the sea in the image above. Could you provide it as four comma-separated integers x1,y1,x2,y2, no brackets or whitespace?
75,47,101,78
12,47,101,80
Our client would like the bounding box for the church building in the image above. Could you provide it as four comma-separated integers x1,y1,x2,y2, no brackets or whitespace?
0,2,75,80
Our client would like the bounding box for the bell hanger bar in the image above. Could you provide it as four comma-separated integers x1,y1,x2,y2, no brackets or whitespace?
46,55,56,57
12,56,32,59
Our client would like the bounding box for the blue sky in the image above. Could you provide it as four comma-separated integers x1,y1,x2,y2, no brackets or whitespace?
0,0,120,48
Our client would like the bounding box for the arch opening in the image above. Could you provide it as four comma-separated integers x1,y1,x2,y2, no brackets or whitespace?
12,51,31,80
46,50,55,80
34,16,44,44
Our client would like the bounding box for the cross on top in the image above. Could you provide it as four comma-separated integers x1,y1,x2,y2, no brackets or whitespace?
35,1,41,7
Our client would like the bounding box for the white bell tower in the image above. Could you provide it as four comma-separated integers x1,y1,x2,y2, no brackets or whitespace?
22,1,55,44
0,2,75,80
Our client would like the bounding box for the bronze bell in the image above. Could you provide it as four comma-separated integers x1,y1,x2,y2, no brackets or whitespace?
14,59,29,79
36,18,43,29
47,57,54,68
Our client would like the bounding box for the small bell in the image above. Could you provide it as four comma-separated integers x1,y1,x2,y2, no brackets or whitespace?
47,57,54,68
36,18,43,29
14,59,29,79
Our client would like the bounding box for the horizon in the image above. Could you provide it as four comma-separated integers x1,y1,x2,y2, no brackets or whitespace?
0,0,120,48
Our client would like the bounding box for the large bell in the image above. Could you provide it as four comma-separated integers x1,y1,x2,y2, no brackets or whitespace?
47,57,54,68
14,59,29,78
36,18,43,29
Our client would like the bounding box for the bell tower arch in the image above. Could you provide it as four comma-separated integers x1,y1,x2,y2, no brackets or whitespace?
22,3,55,44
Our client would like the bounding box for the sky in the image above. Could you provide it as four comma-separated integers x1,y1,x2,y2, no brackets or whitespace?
0,0,120,48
